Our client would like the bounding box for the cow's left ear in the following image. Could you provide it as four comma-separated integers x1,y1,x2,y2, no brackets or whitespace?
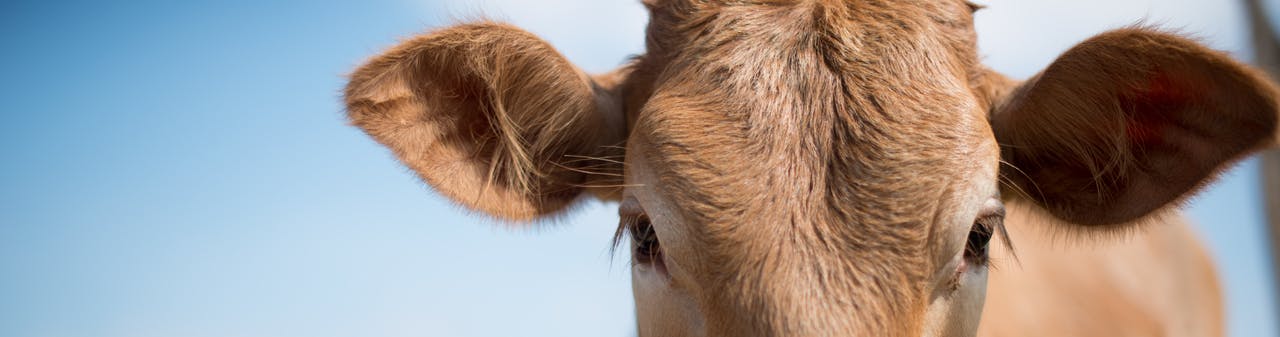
990,28,1280,226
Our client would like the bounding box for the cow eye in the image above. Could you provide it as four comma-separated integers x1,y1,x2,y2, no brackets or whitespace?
629,216,662,265
965,201,1005,265
964,218,994,264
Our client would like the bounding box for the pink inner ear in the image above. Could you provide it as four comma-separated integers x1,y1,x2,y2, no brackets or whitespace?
1121,71,1203,147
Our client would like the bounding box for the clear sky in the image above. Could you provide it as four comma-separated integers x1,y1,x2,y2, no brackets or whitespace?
0,1,1275,336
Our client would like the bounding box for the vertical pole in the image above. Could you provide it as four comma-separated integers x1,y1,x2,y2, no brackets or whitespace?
1265,151,1280,323
1243,0,1280,323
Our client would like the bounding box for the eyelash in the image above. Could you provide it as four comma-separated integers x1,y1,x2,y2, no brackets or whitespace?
966,213,1014,266
614,214,661,265
965,216,996,264
964,0,985,12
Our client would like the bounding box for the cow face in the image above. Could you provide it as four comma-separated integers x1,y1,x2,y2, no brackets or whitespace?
343,1,1279,336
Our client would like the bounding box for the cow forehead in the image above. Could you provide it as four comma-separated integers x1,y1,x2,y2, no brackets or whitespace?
631,0,991,230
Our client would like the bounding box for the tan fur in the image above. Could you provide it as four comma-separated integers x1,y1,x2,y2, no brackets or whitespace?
344,1,1279,336
624,2,991,335
345,23,627,221
979,202,1223,337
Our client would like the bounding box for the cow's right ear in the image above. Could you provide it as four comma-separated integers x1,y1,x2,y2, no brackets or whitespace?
988,28,1280,227
345,22,628,222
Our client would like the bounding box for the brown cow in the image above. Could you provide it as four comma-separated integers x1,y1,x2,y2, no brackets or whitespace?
343,1,1279,336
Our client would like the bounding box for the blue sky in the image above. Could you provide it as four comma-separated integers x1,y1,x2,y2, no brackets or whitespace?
0,1,1274,336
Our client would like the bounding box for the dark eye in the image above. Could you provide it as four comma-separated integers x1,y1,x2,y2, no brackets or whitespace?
965,200,1006,265
629,216,662,265
964,218,994,264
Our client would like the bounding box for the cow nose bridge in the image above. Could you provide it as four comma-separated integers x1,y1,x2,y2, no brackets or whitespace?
700,238,925,337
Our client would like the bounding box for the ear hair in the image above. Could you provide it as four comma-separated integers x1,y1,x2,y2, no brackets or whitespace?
971,66,1020,113
990,28,1280,227
345,22,627,221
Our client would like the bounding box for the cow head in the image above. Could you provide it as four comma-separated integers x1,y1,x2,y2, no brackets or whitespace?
344,1,1279,336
